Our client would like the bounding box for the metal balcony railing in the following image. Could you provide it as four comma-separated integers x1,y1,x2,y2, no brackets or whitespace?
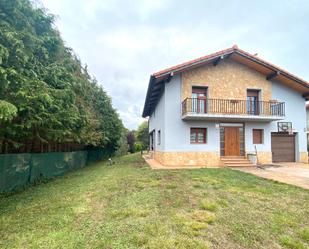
182,98,285,117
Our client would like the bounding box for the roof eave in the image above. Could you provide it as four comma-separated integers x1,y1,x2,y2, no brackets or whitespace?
142,75,156,118
234,49,309,89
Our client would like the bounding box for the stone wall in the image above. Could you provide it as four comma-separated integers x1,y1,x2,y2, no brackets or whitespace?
256,152,308,165
154,151,222,167
300,152,308,164
256,151,272,165
182,59,272,101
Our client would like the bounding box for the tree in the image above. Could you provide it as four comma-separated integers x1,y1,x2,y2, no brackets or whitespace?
115,129,129,156
0,100,17,121
126,131,136,153
136,121,149,150
0,0,124,154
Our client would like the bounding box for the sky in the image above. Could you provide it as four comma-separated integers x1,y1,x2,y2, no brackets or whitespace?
38,0,309,129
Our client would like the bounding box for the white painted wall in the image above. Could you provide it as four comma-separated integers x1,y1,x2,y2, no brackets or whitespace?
154,74,221,152
149,85,165,151
270,81,307,159
241,81,307,160
245,122,272,153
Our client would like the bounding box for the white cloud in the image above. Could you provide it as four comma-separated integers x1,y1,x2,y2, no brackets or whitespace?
134,0,172,20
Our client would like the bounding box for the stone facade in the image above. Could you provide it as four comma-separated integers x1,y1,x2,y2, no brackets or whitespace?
256,152,272,165
154,151,222,167
300,152,308,164
182,59,272,102
255,152,308,165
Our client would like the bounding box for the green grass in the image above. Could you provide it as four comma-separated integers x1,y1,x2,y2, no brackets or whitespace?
1,153,309,249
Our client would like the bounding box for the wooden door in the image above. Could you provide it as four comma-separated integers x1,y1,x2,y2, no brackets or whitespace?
224,127,240,156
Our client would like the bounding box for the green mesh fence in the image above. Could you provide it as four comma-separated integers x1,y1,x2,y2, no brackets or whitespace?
0,149,112,193
0,153,31,193
86,147,113,164
29,151,88,183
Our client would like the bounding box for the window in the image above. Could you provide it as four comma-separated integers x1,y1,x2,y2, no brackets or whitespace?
253,129,263,144
190,128,207,144
157,130,161,145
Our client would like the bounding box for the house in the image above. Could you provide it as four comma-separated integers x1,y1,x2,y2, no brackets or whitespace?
142,45,309,167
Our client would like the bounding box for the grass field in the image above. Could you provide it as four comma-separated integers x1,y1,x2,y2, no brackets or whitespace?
1,153,309,249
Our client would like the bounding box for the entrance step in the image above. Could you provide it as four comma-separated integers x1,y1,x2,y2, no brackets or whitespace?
221,156,255,168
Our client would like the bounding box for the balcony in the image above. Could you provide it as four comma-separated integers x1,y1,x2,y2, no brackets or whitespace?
181,98,285,122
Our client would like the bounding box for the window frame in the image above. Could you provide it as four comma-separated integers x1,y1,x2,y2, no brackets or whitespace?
253,129,263,144
190,128,207,144
192,86,208,96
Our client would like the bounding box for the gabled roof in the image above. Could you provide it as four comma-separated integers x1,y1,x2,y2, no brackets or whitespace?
142,45,309,118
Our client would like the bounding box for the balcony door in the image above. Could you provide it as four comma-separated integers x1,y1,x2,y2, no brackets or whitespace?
192,87,207,113
247,90,260,115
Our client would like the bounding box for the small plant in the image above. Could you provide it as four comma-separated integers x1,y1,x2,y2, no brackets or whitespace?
279,236,306,249
166,183,177,189
199,200,218,211
298,228,309,243
187,221,208,231
192,210,216,224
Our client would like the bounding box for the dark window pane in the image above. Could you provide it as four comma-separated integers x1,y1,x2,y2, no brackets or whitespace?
253,129,263,144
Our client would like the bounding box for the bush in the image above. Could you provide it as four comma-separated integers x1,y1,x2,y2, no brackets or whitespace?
134,143,142,152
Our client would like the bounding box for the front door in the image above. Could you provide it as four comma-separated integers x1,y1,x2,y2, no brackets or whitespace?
224,127,240,156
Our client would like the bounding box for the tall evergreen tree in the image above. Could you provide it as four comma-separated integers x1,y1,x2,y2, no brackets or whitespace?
0,0,123,153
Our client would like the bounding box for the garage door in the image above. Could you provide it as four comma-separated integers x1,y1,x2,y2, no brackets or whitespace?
271,133,295,162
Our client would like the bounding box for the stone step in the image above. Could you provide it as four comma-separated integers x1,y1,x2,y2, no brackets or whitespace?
221,156,255,168
221,159,250,162
221,157,249,160
223,161,251,165
220,156,246,158
224,163,255,167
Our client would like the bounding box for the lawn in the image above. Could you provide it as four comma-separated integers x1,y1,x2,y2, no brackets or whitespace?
1,154,309,249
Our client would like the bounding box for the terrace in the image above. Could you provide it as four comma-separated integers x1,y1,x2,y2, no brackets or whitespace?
182,98,285,122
